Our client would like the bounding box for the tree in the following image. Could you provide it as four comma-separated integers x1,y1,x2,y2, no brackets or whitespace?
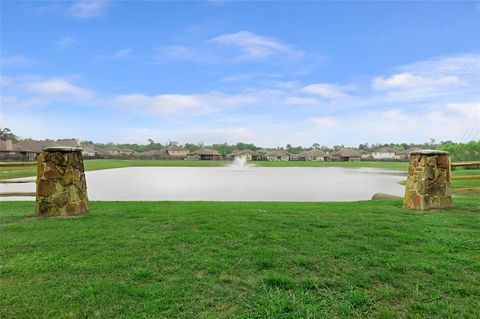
0,128,19,142
312,143,320,149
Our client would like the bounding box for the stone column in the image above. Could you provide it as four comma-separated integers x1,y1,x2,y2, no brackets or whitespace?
403,150,453,211
35,147,89,217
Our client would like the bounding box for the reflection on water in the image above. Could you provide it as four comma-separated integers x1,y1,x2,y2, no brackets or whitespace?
1,166,406,202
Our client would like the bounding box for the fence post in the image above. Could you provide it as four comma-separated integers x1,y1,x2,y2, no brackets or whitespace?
403,150,453,210
35,147,89,217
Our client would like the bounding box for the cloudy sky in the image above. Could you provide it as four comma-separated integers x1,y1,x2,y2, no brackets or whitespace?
1,1,479,147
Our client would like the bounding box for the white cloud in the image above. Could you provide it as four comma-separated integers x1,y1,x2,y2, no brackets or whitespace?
211,31,303,60
94,49,134,62
0,54,36,66
154,45,214,64
113,94,206,114
300,83,351,100
56,37,79,50
308,117,338,128
447,101,480,120
112,91,259,115
372,73,463,90
26,78,94,99
285,97,320,106
70,0,109,18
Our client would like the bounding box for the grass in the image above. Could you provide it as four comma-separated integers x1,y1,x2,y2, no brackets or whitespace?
1,199,479,318
0,159,409,180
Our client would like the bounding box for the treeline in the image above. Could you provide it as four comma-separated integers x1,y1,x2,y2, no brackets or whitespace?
86,139,480,161
2,127,479,161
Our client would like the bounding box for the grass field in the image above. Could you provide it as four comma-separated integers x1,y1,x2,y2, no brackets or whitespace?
1,199,479,318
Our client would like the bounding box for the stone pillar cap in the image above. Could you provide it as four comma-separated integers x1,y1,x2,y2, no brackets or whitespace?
410,149,449,155
43,146,84,152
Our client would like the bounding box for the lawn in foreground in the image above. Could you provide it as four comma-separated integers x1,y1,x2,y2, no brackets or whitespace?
1,199,479,318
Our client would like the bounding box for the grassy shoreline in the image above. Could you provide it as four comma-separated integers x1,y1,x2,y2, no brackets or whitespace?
1,199,479,318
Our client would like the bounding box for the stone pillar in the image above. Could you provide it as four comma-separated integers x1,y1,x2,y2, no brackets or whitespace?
35,147,89,217
403,150,452,211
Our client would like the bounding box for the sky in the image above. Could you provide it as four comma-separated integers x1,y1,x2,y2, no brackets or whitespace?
1,0,479,147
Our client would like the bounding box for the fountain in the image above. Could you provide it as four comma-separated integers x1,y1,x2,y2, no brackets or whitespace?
228,155,256,170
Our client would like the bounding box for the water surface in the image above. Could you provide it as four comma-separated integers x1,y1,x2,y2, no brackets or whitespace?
1,166,405,201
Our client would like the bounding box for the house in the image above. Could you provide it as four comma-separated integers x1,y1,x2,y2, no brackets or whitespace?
265,150,290,161
103,146,121,157
56,138,80,147
188,148,223,160
118,148,135,157
298,149,327,161
360,150,374,161
372,147,399,160
397,147,423,160
228,149,262,161
331,148,362,161
0,140,36,161
165,145,188,159
81,144,104,157
139,149,168,159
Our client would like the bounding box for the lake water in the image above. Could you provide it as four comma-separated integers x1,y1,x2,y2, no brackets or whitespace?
1,166,405,201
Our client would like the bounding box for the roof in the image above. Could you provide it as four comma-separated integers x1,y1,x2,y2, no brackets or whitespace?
166,145,186,151
397,147,423,155
192,148,222,156
375,147,396,153
14,140,53,153
300,149,327,157
142,149,168,156
332,148,362,157
266,150,290,157
56,139,79,147
230,149,261,156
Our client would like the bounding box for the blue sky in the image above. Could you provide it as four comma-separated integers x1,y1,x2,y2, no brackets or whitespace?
1,0,479,147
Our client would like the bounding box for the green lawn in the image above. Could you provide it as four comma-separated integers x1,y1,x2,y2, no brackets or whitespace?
1,199,479,318
0,159,409,180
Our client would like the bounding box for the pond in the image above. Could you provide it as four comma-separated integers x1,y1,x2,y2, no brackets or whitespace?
1,166,406,201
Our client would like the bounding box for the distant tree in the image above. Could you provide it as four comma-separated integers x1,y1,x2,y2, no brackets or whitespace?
312,142,320,149
0,128,19,142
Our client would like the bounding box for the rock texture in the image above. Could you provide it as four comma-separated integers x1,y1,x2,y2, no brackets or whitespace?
403,150,453,211
35,147,89,217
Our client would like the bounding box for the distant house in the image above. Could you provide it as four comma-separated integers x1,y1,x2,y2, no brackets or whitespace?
188,148,223,160
265,150,290,161
331,148,362,161
81,144,104,157
228,149,263,161
56,138,80,147
165,145,188,159
103,146,121,157
372,147,399,160
397,147,423,160
360,150,374,161
298,149,327,161
0,138,87,161
139,149,168,159
0,140,35,161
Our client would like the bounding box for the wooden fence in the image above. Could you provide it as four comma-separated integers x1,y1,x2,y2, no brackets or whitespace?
451,161,480,194
0,162,37,197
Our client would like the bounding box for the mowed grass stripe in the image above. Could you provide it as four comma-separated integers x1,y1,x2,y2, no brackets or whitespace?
1,199,479,318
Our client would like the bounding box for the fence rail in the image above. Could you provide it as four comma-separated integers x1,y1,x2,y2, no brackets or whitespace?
0,179,36,184
0,162,36,168
450,161,480,194
0,162,37,197
451,161,480,168
0,192,36,197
